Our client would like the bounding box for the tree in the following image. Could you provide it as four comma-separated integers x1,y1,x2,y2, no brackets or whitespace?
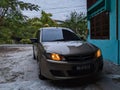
0,0,40,43
0,0,39,17
40,10,58,27
0,0,39,25
27,11,58,38
25,10,57,30
61,11,87,40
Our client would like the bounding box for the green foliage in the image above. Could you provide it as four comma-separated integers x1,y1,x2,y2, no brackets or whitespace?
0,1,87,44
0,9,59,44
0,26,12,44
40,10,58,27
0,0,40,44
20,39,31,44
27,11,58,38
0,0,39,18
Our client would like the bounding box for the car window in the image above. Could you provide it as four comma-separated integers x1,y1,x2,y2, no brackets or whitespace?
42,29,81,42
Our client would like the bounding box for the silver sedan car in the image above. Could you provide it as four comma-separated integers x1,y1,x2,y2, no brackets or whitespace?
32,27,103,80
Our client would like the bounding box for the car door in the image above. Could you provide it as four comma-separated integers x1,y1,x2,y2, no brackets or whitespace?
33,30,40,60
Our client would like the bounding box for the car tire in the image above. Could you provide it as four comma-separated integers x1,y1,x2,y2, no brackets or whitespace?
39,68,47,80
33,46,36,60
38,63,47,80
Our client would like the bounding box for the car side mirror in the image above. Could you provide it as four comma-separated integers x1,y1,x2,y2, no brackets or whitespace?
30,38,38,43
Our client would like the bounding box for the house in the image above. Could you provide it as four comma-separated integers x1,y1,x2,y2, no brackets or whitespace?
87,0,120,64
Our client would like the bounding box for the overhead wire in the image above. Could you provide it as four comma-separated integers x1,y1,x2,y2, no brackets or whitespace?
27,5,86,18
40,5,86,14
51,9,86,14
41,5,86,10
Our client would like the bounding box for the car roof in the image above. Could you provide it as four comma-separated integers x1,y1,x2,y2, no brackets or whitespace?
39,27,74,33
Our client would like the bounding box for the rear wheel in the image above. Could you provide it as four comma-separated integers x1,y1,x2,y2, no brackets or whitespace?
33,46,36,60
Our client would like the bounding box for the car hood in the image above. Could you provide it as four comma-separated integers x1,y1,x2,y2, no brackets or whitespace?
42,41,98,55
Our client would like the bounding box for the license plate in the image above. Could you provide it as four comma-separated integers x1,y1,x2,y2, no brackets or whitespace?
76,64,91,70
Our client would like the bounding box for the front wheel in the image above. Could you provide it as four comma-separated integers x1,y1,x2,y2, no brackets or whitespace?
39,71,46,80
38,63,47,80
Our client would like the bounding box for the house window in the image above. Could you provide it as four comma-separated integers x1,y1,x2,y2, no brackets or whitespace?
87,0,97,8
90,11,110,39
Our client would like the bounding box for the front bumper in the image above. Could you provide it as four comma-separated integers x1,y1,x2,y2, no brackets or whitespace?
40,57,103,80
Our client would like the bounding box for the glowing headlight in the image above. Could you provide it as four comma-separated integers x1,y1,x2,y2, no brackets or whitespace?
51,53,64,61
96,49,101,58
46,53,64,61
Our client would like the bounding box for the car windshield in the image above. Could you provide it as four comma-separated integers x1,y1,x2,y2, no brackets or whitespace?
42,28,81,42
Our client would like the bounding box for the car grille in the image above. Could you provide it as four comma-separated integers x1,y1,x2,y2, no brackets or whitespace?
64,53,95,62
50,64,95,77
67,64,95,76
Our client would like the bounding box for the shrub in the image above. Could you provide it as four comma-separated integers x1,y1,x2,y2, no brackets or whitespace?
20,39,32,44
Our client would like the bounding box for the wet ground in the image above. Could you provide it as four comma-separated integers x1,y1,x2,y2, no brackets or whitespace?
0,45,120,90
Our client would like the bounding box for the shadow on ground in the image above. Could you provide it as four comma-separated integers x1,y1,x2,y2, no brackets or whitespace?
46,76,102,88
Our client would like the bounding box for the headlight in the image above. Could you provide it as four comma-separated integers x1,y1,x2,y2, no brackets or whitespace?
46,53,65,61
51,53,62,61
96,49,101,58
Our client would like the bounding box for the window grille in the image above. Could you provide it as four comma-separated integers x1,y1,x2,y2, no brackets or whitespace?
90,11,110,39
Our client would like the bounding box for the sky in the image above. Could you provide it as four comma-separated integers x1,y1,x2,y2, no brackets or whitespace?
21,0,87,20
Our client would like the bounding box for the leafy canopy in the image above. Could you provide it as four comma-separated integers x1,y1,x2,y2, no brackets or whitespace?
0,0,39,18
0,0,40,44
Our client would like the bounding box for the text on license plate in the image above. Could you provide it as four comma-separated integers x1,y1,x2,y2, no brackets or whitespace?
76,64,91,70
